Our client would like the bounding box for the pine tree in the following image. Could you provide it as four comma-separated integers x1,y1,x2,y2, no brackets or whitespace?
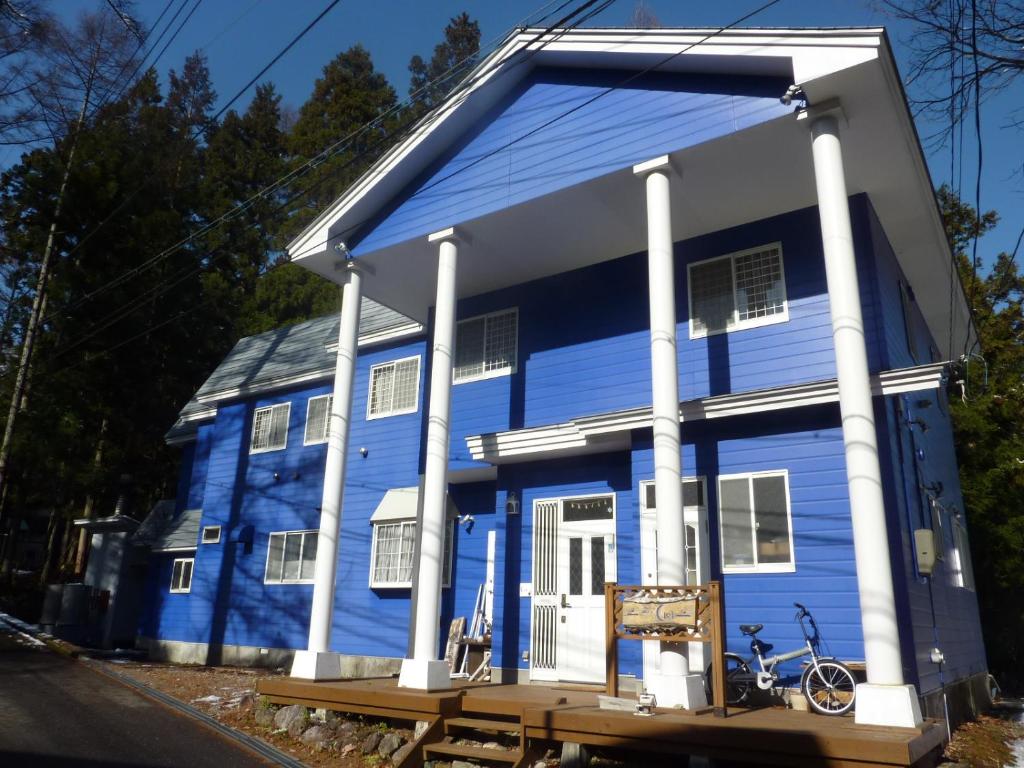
408,12,480,117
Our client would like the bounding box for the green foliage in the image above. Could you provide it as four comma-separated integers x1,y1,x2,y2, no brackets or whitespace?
939,185,1024,693
408,12,481,117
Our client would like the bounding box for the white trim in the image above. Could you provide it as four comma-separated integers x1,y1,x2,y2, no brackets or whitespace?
249,402,290,454
366,355,421,420
718,470,795,574
263,530,318,585
453,308,519,385
153,545,198,554
201,526,221,544
465,362,948,463
170,557,194,594
303,394,333,445
687,242,789,340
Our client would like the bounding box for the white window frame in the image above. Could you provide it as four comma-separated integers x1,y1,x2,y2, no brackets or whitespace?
369,519,454,589
249,402,290,454
453,308,518,384
366,355,421,420
687,243,789,339
718,470,796,574
170,557,194,593
201,525,221,544
263,530,318,585
304,394,333,445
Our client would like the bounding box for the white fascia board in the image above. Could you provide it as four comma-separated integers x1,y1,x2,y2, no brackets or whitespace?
466,363,946,463
287,27,889,266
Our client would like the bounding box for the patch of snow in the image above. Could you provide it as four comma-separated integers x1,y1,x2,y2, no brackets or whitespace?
0,612,46,648
192,695,222,704
1011,704,1023,768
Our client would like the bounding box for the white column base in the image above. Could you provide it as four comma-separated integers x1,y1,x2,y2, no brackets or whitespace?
290,650,343,680
853,683,923,728
644,672,708,710
398,658,452,691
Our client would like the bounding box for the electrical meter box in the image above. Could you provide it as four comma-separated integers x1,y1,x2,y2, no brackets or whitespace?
914,529,937,576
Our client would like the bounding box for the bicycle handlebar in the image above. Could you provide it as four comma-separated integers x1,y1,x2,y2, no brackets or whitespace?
793,602,808,616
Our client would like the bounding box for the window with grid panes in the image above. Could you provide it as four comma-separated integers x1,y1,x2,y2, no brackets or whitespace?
689,244,787,338
950,517,975,590
250,403,290,453
719,471,794,572
304,395,332,444
170,558,194,593
367,356,420,418
454,309,517,382
370,520,453,588
264,531,318,584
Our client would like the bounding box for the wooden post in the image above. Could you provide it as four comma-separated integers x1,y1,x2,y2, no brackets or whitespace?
709,580,727,718
605,582,618,697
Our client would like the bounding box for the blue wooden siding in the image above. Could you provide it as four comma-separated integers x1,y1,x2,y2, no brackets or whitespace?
632,408,862,681
350,69,792,255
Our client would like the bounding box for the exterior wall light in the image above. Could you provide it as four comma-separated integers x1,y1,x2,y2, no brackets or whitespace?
506,491,520,516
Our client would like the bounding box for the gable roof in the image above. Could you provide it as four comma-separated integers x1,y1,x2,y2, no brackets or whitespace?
165,297,421,444
288,26,975,365
132,501,201,552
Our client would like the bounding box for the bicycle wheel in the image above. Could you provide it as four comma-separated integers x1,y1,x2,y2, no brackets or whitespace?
705,652,753,706
801,659,856,715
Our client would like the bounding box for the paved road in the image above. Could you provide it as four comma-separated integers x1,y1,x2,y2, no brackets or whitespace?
0,628,273,768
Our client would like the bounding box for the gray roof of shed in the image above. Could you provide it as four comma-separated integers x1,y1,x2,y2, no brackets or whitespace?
165,298,420,443
133,502,202,552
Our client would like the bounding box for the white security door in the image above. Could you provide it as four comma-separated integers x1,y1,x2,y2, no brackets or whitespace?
531,495,616,683
640,478,709,681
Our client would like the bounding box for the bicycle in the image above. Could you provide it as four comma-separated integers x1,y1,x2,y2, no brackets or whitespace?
704,602,857,716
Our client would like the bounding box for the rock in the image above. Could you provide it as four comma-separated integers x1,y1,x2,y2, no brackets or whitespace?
452,761,477,768
238,692,257,712
340,743,357,757
531,762,547,768
414,720,431,739
378,732,404,757
335,720,358,739
254,707,276,727
361,731,383,754
273,704,307,732
300,725,330,747
483,741,502,750
392,743,415,764
287,718,306,739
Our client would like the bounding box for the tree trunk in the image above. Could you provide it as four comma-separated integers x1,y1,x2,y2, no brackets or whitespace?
73,417,108,577
38,509,61,587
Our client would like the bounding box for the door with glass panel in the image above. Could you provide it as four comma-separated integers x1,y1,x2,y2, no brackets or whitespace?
530,495,617,683
639,478,708,681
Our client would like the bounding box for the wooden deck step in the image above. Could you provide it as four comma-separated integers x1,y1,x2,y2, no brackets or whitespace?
423,741,523,763
445,717,521,734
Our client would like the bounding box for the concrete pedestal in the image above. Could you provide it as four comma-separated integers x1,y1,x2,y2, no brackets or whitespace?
854,683,923,728
645,672,708,709
398,658,452,691
290,650,343,681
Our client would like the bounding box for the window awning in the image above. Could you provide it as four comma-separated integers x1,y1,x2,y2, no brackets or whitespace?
370,487,459,523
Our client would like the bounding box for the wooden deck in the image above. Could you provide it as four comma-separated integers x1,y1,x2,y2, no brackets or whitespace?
256,677,946,768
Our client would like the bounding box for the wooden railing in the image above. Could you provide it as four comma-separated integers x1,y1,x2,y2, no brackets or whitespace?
604,580,728,717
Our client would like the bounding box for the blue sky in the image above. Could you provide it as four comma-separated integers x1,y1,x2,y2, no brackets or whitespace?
46,0,1023,262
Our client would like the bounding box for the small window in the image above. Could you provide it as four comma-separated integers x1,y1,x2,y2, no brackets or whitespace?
370,519,453,589
688,244,788,338
454,308,517,383
950,516,975,590
201,525,221,544
170,558,194,593
367,356,420,419
643,478,706,511
264,530,318,584
250,403,290,453
899,281,919,363
719,471,794,573
305,394,332,445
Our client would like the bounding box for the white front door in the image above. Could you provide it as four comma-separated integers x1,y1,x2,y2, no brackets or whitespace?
640,478,709,680
531,495,617,683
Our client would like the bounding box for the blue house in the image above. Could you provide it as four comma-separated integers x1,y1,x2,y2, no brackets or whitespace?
140,27,987,730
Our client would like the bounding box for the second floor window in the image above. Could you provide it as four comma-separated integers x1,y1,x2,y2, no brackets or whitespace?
250,403,290,453
454,308,517,383
305,394,332,444
265,530,318,584
689,244,787,338
368,356,420,418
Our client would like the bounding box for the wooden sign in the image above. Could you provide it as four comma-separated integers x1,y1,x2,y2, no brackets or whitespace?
621,595,697,629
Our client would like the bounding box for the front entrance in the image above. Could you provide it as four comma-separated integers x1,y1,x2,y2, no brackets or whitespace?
530,495,617,683
639,478,709,679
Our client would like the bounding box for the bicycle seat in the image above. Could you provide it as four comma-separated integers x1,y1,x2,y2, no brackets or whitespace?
739,623,763,636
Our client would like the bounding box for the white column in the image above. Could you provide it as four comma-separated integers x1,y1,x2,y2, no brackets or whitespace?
290,262,363,680
633,155,706,709
809,112,922,728
399,227,460,690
